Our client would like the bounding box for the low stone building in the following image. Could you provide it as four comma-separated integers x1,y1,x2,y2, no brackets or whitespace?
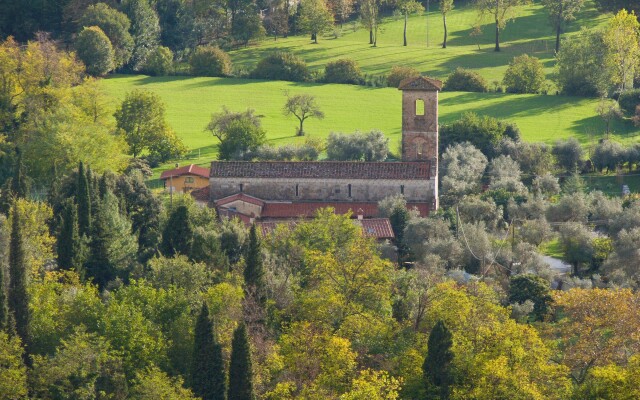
198,76,442,234
160,164,210,194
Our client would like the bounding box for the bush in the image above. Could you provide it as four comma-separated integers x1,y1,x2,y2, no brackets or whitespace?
444,67,489,92
75,26,115,76
502,54,546,94
323,59,363,84
326,130,389,161
189,46,232,77
618,89,640,116
143,46,173,76
386,66,420,88
439,112,520,158
250,52,310,82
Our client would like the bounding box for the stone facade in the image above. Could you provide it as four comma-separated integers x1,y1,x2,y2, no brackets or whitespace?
207,75,441,216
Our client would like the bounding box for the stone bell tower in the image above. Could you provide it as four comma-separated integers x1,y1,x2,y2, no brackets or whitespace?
398,75,442,209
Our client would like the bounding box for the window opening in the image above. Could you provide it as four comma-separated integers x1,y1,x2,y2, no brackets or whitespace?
415,99,425,116
348,184,352,198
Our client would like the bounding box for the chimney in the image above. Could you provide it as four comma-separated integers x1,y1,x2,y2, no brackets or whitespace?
357,208,364,220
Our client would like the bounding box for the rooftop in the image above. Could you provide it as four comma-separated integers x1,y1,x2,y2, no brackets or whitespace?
160,164,210,180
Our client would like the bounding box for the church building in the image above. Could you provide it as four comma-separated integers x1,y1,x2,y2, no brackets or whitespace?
196,75,442,233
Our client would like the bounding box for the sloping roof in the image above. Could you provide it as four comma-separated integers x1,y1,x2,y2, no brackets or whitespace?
260,201,431,218
257,218,394,239
215,193,265,207
210,161,431,180
160,164,210,180
190,186,210,203
398,76,443,91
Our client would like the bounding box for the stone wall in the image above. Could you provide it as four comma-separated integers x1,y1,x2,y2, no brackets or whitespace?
210,177,436,203
401,90,438,162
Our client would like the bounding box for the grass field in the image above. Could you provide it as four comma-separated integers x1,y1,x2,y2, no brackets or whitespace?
229,1,609,83
101,74,639,176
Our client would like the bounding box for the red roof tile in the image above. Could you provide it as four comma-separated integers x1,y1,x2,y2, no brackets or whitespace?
190,186,210,203
160,164,210,180
210,161,431,180
256,218,395,239
398,76,443,91
260,201,431,218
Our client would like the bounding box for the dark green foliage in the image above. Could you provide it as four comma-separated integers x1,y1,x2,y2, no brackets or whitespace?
75,26,115,76
509,274,553,321
56,199,86,273
192,303,226,400
10,149,29,200
502,54,545,94
143,46,173,76
250,52,310,82
439,113,520,158
593,0,640,15
155,0,196,51
552,138,584,172
228,324,254,400
232,11,266,45
161,205,193,257
389,206,410,263
326,130,389,161
618,89,640,116
387,65,421,88
218,119,267,160
81,3,134,69
77,162,92,238
444,67,489,92
423,320,454,400
189,46,233,77
9,204,30,355
244,225,265,295
120,0,161,71
323,59,363,84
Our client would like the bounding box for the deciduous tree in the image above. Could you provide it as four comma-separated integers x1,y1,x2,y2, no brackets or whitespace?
440,0,454,48
75,26,115,76
396,0,424,46
603,9,640,93
541,0,585,53
474,0,531,52
299,0,334,43
283,93,324,136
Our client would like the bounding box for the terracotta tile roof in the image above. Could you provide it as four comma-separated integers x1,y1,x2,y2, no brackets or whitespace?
218,208,253,224
190,186,210,203
256,218,395,239
260,201,431,218
355,218,395,239
210,161,431,180
261,202,380,218
215,193,265,207
160,164,210,180
398,76,443,91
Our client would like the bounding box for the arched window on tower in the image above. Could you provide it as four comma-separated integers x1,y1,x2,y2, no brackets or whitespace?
415,99,425,116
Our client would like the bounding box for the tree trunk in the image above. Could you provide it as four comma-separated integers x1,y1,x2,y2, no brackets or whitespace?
494,21,500,52
369,29,373,44
555,24,561,53
442,14,447,48
403,13,408,46
298,118,304,136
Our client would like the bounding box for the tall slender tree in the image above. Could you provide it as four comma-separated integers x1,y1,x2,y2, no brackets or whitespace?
228,323,254,400
474,0,531,52
10,148,28,199
191,303,226,400
423,320,454,399
56,199,85,273
440,0,454,48
397,0,424,46
77,162,92,238
244,225,265,296
161,205,193,257
541,0,585,53
8,203,30,358
0,263,7,331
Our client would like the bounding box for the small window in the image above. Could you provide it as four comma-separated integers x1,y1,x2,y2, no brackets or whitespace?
185,177,194,183
239,183,244,192
415,99,425,116
348,184,352,198
400,185,405,195
295,184,299,197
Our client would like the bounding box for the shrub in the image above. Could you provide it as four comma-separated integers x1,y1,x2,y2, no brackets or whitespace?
75,26,115,76
386,65,421,88
502,54,545,94
439,112,520,158
143,46,173,76
251,52,310,82
618,89,640,116
189,46,232,77
323,59,363,84
444,67,489,92
326,130,388,161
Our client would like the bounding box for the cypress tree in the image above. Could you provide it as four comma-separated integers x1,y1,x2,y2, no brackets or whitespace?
57,199,85,273
244,224,264,296
423,320,454,400
228,323,254,400
0,263,7,331
389,205,410,264
77,162,92,237
160,205,192,257
10,148,29,199
8,203,30,357
191,303,226,400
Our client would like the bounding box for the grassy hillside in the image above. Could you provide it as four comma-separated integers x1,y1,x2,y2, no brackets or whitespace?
101,75,638,175
229,1,609,82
